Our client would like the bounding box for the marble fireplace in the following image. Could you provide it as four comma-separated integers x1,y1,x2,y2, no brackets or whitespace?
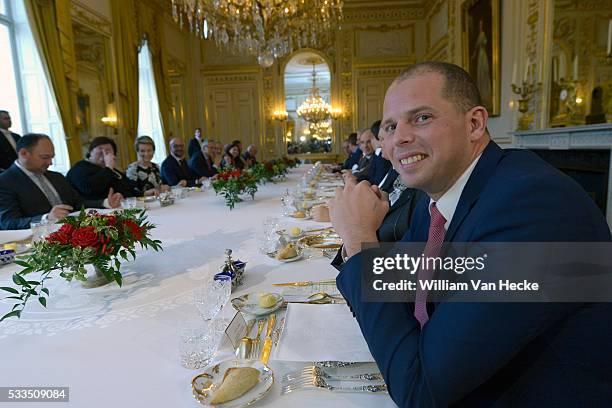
513,123,612,227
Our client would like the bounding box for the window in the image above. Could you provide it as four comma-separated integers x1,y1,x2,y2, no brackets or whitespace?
0,0,70,173
137,41,167,164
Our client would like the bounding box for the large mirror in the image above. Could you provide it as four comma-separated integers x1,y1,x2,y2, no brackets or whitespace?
283,51,333,155
549,1,612,126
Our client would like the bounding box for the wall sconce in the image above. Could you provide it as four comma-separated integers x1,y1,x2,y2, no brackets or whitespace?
101,101,118,130
330,107,343,120
101,116,117,127
272,109,288,121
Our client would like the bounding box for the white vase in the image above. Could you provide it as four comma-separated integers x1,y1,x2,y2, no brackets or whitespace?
81,265,112,288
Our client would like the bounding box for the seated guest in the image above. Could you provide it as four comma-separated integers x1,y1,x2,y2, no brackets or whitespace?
329,62,612,406
242,144,258,167
342,133,361,170
377,176,424,242
161,138,204,187
67,136,141,200
0,110,21,172
366,120,392,186
0,134,121,230
187,127,204,159
188,139,220,178
221,143,246,170
126,136,169,195
231,139,243,153
342,128,374,183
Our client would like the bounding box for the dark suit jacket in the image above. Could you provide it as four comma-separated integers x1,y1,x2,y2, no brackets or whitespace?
377,188,424,242
380,168,399,193
0,163,102,230
0,131,20,171
354,155,372,182
67,160,140,200
242,151,257,166
342,148,362,170
336,142,612,406
187,137,202,159
160,155,199,187
367,152,392,185
188,152,218,178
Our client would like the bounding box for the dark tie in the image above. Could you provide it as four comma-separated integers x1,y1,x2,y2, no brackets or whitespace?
414,202,447,327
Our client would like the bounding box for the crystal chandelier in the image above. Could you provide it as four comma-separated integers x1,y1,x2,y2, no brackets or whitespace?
170,0,344,68
297,62,332,124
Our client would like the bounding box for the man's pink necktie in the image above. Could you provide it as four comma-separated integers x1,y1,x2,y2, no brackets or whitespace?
414,202,447,327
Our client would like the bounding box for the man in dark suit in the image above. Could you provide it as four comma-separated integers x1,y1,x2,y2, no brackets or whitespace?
0,134,122,230
328,62,612,406
187,127,204,159
0,110,21,172
242,144,258,167
341,132,361,170
366,120,392,185
161,137,203,187
188,139,219,178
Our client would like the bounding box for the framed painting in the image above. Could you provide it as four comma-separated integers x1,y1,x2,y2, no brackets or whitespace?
462,0,500,116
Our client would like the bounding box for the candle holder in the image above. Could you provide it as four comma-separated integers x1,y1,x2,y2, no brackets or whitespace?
511,80,539,131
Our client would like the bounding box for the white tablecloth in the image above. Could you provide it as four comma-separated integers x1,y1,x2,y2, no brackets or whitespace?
0,167,395,407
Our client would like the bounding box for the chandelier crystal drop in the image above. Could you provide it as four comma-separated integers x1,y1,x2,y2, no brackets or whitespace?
297,62,332,125
170,0,344,67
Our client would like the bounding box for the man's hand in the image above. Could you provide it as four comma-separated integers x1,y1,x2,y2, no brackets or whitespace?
341,170,357,184
47,204,74,222
103,151,116,169
143,188,157,197
178,180,188,187
328,179,388,258
107,187,123,208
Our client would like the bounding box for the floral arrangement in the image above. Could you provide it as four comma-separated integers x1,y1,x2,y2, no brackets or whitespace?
251,160,287,184
211,157,298,209
0,209,162,321
212,167,259,210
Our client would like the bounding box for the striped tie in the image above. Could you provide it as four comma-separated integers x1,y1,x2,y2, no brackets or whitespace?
414,202,447,327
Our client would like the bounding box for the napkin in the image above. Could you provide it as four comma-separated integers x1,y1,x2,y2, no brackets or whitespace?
274,303,374,362
0,229,32,245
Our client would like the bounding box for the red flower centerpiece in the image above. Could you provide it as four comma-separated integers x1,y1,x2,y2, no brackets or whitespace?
0,209,162,321
212,167,258,210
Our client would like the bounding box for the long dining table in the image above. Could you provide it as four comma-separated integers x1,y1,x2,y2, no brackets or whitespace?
0,166,396,408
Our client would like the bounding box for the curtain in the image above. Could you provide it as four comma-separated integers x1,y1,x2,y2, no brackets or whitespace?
147,32,172,147
24,0,81,164
111,0,140,162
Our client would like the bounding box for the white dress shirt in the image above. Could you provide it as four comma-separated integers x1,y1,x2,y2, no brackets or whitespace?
429,154,482,230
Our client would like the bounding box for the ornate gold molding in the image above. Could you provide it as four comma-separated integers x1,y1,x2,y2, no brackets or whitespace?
167,55,187,76
70,0,111,37
203,74,259,83
355,67,404,77
342,7,424,23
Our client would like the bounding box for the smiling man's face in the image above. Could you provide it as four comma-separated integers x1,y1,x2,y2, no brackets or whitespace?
380,72,482,200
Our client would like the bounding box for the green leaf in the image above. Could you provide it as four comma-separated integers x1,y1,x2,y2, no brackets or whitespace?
12,274,28,286
0,287,19,294
13,260,31,268
0,310,22,321
40,288,50,296
38,297,47,308
5,296,23,300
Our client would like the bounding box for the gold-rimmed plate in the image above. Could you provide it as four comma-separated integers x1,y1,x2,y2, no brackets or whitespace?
192,359,274,407
231,293,284,316
298,235,342,250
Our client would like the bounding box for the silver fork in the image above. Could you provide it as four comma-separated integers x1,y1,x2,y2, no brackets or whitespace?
282,366,384,382
281,376,387,395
